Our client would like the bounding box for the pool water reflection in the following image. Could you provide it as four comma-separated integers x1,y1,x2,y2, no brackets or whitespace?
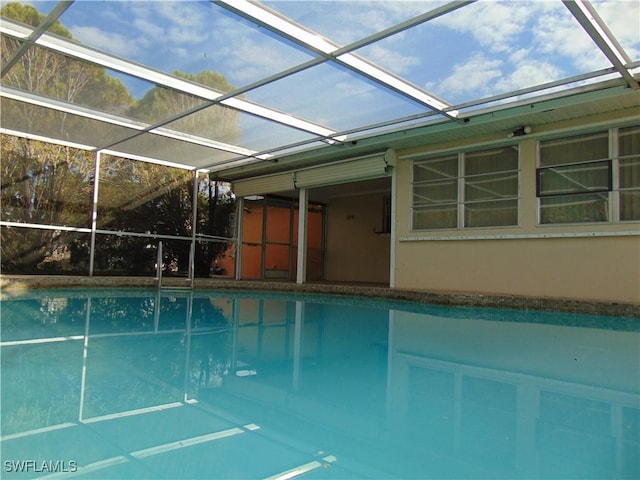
1,289,639,479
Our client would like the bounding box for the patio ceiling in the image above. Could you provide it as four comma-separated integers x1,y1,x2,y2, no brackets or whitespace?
1,0,638,180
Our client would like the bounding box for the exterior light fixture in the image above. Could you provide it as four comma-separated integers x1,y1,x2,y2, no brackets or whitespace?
508,126,532,138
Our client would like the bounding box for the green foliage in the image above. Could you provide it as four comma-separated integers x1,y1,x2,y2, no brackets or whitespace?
1,135,94,273
195,179,236,276
0,3,240,275
129,70,240,143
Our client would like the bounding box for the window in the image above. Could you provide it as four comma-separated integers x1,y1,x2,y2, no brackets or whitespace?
412,147,519,230
537,126,640,224
619,125,640,221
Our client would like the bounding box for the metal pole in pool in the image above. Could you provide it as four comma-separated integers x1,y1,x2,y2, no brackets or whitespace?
156,240,163,289
292,300,304,391
88,151,101,277
189,170,198,288
78,297,92,422
183,291,193,402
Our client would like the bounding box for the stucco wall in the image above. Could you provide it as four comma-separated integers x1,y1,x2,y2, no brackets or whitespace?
394,235,639,303
324,192,390,284
394,117,640,304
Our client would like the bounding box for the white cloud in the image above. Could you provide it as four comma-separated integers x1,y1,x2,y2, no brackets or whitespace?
495,60,563,92
171,47,189,59
125,1,211,45
532,7,609,71
432,1,536,53
219,36,296,83
335,79,377,99
70,26,141,58
429,50,563,101
132,17,164,40
590,0,640,59
272,1,446,45
364,44,420,74
531,1,638,72
431,53,503,96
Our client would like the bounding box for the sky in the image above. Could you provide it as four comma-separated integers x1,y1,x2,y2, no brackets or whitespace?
3,0,639,142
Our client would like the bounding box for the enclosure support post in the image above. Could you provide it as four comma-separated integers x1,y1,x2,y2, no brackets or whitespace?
234,197,244,280
296,188,308,284
389,165,397,288
183,291,193,402
78,297,92,422
189,170,198,287
292,300,304,391
155,241,163,288
231,298,240,372
88,151,101,276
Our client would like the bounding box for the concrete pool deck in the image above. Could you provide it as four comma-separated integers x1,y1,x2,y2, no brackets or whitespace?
1,274,638,318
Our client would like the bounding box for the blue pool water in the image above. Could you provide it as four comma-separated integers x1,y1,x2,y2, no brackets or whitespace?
1,288,639,479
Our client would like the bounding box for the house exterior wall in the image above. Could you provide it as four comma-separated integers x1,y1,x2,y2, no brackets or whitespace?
394,113,640,304
324,192,390,284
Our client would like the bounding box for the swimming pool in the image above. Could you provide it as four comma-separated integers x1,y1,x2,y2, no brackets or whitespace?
1,288,638,479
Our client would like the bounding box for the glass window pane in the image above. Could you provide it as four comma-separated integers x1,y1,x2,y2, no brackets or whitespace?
620,157,640,189
620,191,640,221
97,155,193,235
0,226,90,274
465,147,518,175
465,200,518,228
540,193,609,224
538,161,610,196
414,156,457,182
619,157,640,221
413,206,457,230
465,171,519,202
540,131,609,166
1,135,93,228
619,126,640,157
413,180,458,206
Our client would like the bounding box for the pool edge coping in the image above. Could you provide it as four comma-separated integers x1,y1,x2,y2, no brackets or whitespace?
1,275,638,318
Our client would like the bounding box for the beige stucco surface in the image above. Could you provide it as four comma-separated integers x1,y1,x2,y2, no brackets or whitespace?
323,192,390,284
394,115,640,304
394,236,639,303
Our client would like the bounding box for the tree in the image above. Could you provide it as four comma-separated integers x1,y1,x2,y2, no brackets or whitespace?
195,179,236,277
0,134,94,272
128,70,240,142
1,3,134,133
1,3,241,276
0,3,133,273
125,71,241,276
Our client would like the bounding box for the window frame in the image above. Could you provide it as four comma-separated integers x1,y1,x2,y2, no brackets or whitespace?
536,126,640,225
411,146,520,231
